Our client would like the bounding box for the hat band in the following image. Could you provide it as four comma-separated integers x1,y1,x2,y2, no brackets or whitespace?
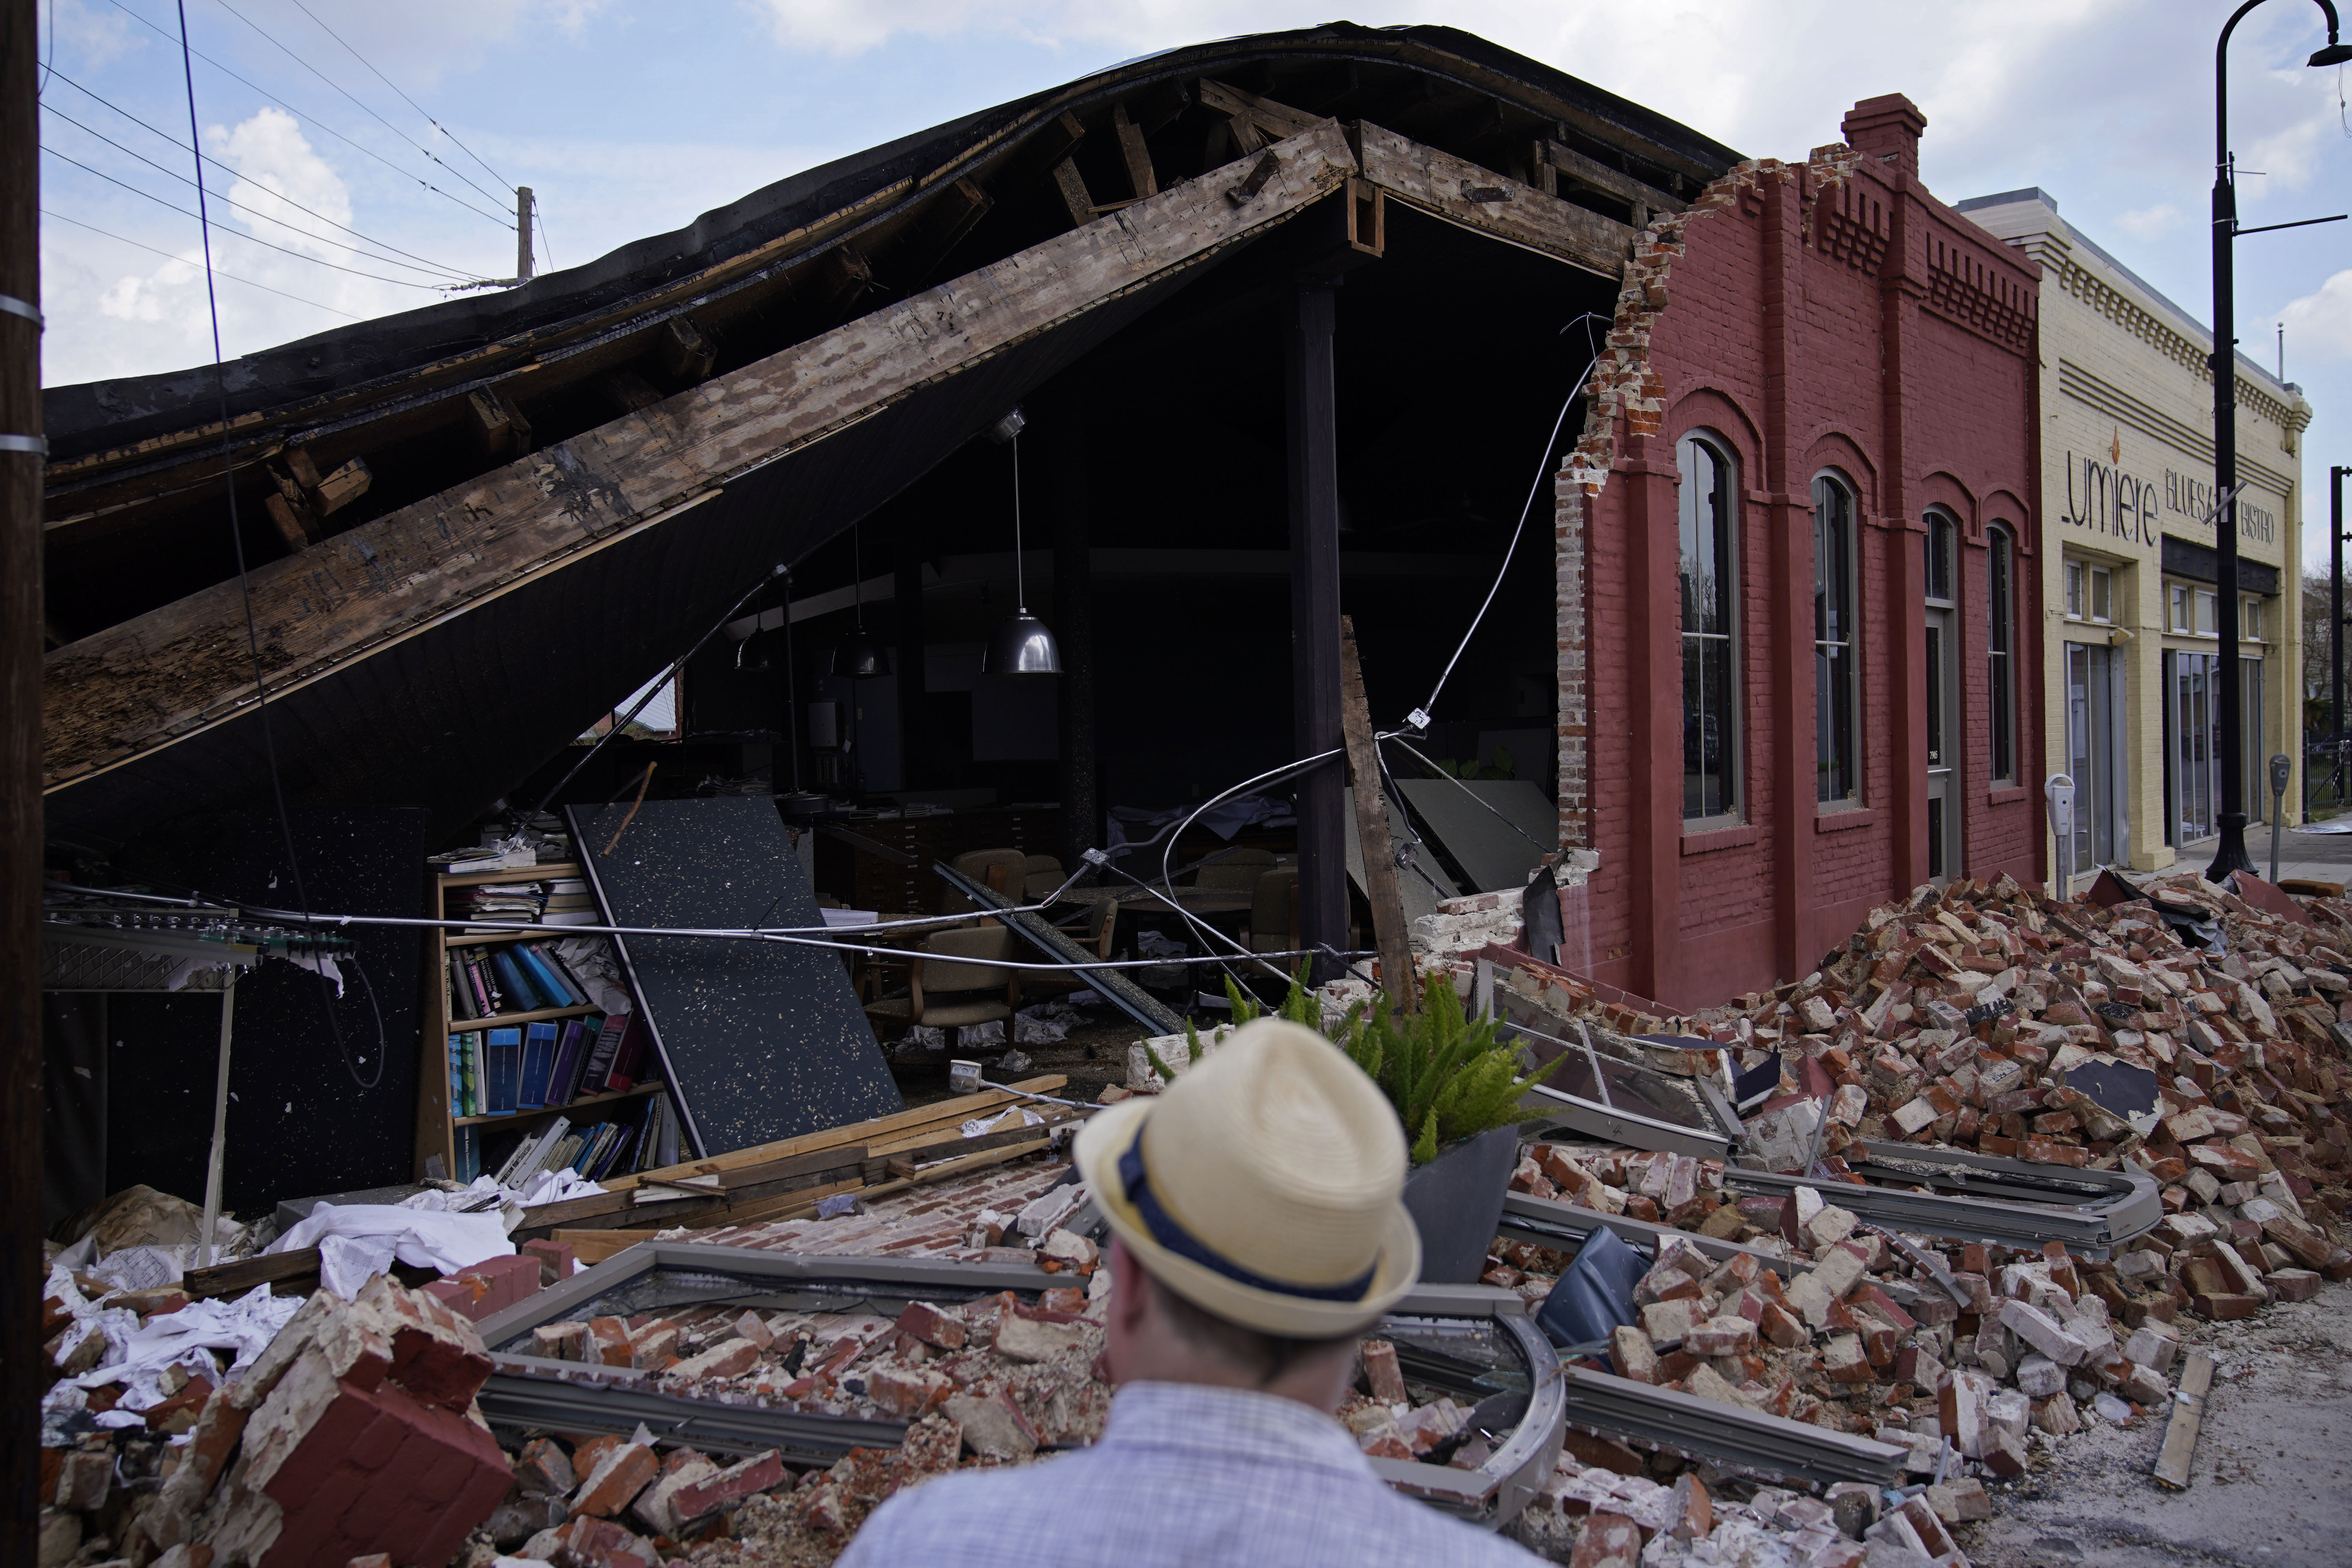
1118,1140,1377,1304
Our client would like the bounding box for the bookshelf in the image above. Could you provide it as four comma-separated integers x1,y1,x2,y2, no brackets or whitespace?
413,862,662,1181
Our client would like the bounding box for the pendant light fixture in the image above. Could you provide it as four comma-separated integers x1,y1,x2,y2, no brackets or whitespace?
982,407,1062,676
829,522,891,679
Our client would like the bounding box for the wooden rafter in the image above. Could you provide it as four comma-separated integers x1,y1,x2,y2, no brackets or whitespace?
41,123,1361,789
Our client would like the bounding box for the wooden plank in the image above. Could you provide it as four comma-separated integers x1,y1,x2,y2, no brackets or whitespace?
42,125,1360,787
1339,615,1414,1010
1112,103,1157,200
867,1115,1072,1163
1354,121,1631,279
2152,1352,2215,1489
602,1075,1068,1191
185,1247,319,1300
851,1137,1053,1203
552,1228,655,1265
1196,78,1322,140
1049,158,1095,228
1540,139,1684,216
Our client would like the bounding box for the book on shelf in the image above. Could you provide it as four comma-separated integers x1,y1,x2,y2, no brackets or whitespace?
497,1115,571,1186
515,944,584,1008
544,1017,588,1110
590,1123,637,1181
482,1027,522,1116
463,953,500,1016
606,1013,650,1093
580,1012,626,1089
454,1123,481,1183
486,948,547,1013
517,1021,559,1110
447,956,478,1023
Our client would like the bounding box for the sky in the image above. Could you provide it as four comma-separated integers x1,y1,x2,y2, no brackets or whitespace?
31,0,2352,561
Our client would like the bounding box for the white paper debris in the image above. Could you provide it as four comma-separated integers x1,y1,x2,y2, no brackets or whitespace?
318,1233,400,1299
269,1202,513,1276
962,1107,1045,1138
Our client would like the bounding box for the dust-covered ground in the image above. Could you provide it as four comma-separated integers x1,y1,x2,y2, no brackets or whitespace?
1964,1282,2352,1568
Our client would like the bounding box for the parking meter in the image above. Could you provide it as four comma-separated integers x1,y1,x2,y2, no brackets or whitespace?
2045,774,2076,899
2270,753,2292,883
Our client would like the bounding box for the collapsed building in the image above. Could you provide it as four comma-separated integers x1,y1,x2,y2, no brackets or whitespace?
31,21,2250,1568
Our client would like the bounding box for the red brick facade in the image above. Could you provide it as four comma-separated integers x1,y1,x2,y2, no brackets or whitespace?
1559,96,2044,1010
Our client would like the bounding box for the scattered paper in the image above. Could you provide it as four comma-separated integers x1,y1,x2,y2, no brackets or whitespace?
318,1233,400,1299
962,1107,1045,1138
270,1203,513,1276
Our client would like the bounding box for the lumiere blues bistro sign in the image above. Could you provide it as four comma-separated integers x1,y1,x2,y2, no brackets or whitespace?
2062,443,2276,548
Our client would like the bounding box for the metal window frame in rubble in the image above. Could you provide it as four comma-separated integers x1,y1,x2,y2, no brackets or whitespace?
471,1245,1567,1529
1723,1140,2162,1256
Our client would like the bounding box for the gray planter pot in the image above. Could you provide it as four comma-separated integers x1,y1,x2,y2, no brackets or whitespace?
1399,1123,1521,1284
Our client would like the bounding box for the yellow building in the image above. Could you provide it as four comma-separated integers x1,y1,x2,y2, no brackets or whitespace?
1958,189,2310,876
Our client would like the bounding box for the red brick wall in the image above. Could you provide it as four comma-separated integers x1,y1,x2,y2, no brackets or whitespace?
1561,101,2042,1010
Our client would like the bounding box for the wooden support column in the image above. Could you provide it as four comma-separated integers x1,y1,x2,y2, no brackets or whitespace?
1047,395,1098,869
2,1,41,1557
1621,436,1681,1004
1287,274,1345,985
893,539,926,788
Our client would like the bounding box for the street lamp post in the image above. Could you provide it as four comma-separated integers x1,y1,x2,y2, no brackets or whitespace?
2207,0,2352,881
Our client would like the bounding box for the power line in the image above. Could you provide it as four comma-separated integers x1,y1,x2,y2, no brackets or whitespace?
285,0,514,196
203,0,516,215
41,143,445,289
102,0,512,230
42,101,473,280
45,70,478,280
42,206,364,319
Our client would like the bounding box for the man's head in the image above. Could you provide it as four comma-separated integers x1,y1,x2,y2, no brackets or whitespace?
1073,1018,1420,1407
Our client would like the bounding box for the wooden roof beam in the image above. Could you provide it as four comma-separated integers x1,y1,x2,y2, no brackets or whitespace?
42,123,1362,789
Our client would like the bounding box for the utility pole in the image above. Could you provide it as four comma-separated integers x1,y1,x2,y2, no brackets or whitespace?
2206,0,2352,878
2335,465,2348,804
2,1,44,1560
516,186,534,285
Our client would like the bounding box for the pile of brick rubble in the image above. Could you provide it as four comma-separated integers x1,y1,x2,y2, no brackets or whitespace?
1465,868,2352,1566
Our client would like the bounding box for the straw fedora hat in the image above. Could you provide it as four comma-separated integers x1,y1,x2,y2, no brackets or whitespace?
1074,1017,1421,1338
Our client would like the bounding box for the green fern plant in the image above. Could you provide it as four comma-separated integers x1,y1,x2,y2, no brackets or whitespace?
1170,968,1553,1163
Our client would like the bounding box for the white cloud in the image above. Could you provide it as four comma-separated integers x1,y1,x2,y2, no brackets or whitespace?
2279,269,2352,359
2116,203,2184,241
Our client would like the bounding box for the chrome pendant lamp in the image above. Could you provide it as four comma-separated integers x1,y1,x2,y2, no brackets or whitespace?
830,522,892,679
982,408,1062,676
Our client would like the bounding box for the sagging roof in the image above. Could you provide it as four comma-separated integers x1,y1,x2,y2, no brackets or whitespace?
40,22,1739,850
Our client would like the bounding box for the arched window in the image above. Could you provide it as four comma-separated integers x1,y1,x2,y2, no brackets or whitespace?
1988,524,2017,784
1812,473,1860,806
1677,432,1740,822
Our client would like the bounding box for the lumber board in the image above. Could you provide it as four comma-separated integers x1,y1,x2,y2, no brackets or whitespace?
185,1247,321,1300
852,1137,1054,1203
1354,122,1631,278
604,1075,1068,1191
867,1112,1075,1163
43,124,1358,786
2152,1352,2214,1489
1539,139,1685,216
1339,614,1413,1009
553,1228,658,1265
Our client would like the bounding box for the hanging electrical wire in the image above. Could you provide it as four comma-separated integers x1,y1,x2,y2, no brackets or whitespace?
42,206,363,318
105,0,513,229
42,106,475,280
172,0,379,1092
45,71,479,279
1405,312,1607,732
203,0,518,218
285,0,516,198
41,143,447,289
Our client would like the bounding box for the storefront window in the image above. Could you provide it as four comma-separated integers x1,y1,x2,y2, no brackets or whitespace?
1812,473,1858,806
1989,526,2016,785
1677,433,1739,822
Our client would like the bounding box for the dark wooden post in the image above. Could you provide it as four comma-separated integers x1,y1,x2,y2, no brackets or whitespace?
1288,276,1345,984
1049,398,1098,869
894,539,926,788
1,2,42,1558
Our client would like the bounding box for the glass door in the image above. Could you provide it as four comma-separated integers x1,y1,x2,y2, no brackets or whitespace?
1925,610,1958,881
2171,651,2220,844
2242,656,2267,826
2065,642,2123,871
